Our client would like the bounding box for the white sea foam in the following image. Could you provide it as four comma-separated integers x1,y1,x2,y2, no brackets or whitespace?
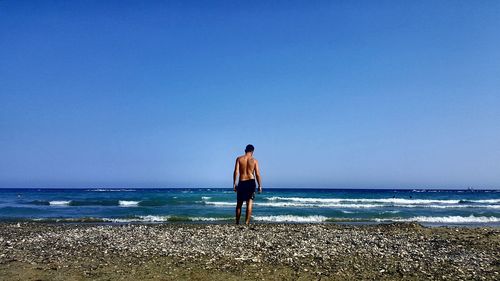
104,215,169,222
102,218,134,223
118,200,140,207
190,217,226,221
49,200,71,206
395,204,500,209
28,215,500,224
381,210,400,214
382,215,500,223
255,202,382,208
137,215,167,221
201,197,212,200
265,196,463,204
203,201,235,206
203,201,380,208
103,215,227,222
266,197,343,203
470,199,500,203
203,201,499,209
253,215,328,223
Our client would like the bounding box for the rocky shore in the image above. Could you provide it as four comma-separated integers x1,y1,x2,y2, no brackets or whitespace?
0,222,498,280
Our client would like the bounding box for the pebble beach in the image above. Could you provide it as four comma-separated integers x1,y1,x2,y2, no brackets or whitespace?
0,222,498,280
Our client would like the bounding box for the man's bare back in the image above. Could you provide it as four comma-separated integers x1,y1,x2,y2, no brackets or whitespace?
237,155,257,181
233,154,262,193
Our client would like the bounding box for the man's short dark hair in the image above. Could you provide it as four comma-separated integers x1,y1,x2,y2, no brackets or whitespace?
245,144,254,153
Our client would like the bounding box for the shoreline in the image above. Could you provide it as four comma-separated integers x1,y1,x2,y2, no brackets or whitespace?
1,216,500,228
2,219,500,228
1,222,499,280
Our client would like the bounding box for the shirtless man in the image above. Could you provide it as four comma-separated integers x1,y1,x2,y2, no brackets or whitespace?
233,144,262,225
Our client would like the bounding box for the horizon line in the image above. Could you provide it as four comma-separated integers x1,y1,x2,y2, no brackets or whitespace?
0,187,498,191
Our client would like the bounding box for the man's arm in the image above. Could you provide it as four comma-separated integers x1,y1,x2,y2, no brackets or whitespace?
233,158,239,192
255,160,262,193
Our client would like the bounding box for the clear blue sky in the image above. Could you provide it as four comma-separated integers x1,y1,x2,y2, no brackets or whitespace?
1,1,499,189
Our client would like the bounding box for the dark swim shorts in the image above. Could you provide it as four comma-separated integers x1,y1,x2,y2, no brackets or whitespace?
237,179,256,201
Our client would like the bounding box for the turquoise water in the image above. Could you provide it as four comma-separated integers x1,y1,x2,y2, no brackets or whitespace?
0,188,499,226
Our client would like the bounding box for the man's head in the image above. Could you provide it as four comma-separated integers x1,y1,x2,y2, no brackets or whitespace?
245,144,254,154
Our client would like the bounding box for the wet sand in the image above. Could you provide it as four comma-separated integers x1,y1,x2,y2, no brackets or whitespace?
0,222,498,280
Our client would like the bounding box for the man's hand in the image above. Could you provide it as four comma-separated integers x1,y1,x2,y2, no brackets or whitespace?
233,184,237,192
258,186,262,194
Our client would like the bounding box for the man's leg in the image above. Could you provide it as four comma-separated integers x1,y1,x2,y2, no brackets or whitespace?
235,200,243,225
245,199,253,225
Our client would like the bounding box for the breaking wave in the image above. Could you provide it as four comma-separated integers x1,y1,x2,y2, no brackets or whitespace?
203,201,500,209
253,215,329,223
104,215,230,222
264,196,500,204
29,199,173,207
118,200,140,207
49,201,71,206
6,214,500,224
382,215,500,223
261,196,500,209
25,216,233,223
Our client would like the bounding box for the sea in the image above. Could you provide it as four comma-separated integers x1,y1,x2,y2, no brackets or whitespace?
0,188,499,227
